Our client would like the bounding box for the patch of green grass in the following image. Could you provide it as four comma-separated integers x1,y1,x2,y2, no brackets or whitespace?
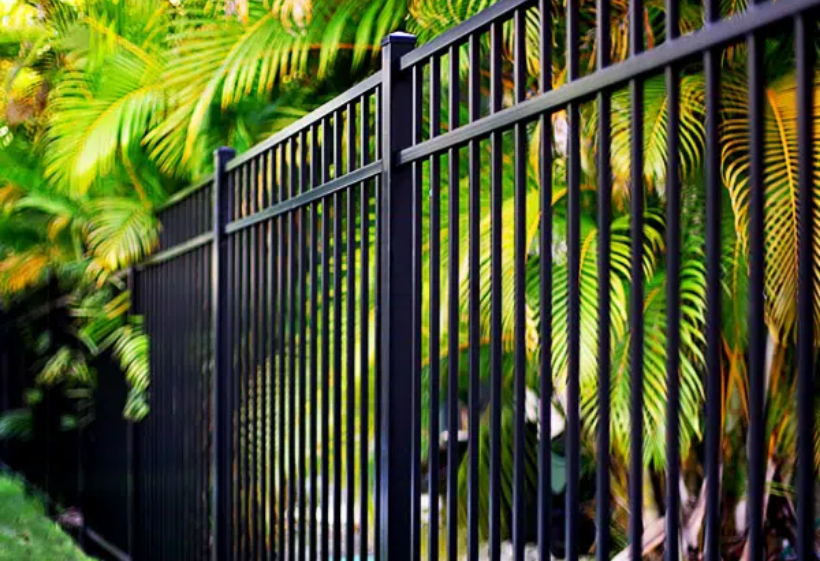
0,475,94,561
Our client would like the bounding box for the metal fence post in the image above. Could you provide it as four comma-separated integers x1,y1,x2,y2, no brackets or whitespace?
212,146,235,561
126,266,137,558
379,31,416,561
0,320,8,462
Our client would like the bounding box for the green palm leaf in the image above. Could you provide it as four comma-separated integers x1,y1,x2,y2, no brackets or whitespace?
597,74,706,201
84,197,158,272
144,2,311,171
721,71,820,344
44,52,165,195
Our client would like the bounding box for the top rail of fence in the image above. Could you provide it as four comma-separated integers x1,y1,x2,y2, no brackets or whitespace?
225,72,382,172
160,174,214,213
224,161,381,235
397,0,534,71
397,0,820,165
154,72,382,220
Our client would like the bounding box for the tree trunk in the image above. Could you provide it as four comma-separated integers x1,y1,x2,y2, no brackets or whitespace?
739,458,776,561
739,331,778,561
611,474,712,561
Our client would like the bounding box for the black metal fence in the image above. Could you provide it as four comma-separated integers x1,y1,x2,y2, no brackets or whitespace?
2,0,820,559
0,302,133,560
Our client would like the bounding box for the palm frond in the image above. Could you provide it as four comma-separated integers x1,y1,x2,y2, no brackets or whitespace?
37,345,94,385
111,321,150,420
44,52,165,195
721,71,820,344
0,409,34,442
145,2,311,171
603,74,706,201
84,197,159,272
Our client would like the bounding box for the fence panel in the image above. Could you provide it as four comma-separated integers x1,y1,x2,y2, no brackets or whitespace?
215,74,383,561
134,183,214,561
391,1,818,561
1,1,818,560
81,355,132,556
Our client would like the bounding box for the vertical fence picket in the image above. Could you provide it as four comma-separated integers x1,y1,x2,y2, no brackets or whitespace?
126,267,137,559
345,102,357,561
747,16,767,561
513,12,527,561
566,0,581,556
428,50,442,561
332,116,343,561
309,124,320,561
278,143,288,561
320,117,332,561
665,0,682,559
467,29,480,561
446,40,460,561
595,0,612,558
704,1,722,558
410,62,424,561
489,20,503,561
796,13,815,561
539,2,553,560
359,94,372,561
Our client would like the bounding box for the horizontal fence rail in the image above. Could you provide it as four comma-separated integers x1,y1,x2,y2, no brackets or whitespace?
1,0,818,560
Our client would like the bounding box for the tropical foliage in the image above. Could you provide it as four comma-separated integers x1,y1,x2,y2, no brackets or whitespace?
1,0,818,559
